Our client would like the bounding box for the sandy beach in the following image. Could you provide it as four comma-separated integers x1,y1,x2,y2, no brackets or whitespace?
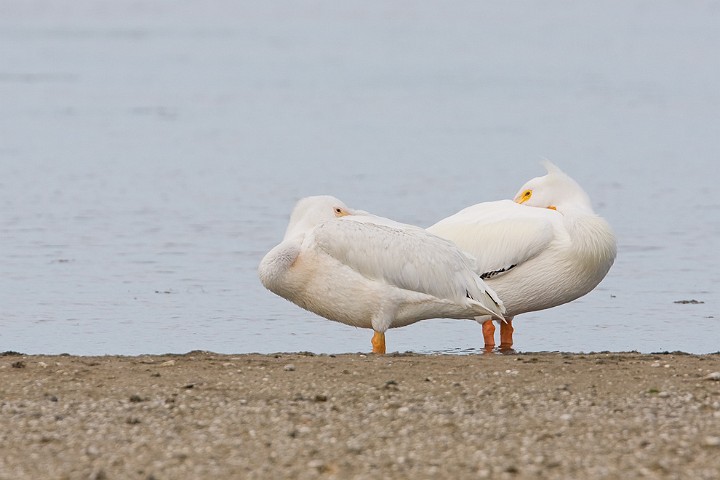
1,351,719,479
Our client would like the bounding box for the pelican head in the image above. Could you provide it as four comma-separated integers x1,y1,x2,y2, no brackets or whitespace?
283,195,354,240
513,161,593,213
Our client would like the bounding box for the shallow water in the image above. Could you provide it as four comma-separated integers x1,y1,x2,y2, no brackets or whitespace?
1,1,718,355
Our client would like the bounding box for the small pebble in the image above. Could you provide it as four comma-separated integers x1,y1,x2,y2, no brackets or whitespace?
702,436,720,447
383,380,399,390
703,372,720,381
307,459,325,470
284,364,296,371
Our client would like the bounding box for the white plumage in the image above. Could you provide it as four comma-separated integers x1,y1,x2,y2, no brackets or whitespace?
258,195,505,353
427,162,617,350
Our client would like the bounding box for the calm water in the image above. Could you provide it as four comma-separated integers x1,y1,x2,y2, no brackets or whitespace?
1,1,718,355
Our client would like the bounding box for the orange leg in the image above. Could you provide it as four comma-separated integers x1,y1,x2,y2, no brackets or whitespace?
482,320,496,353
371,331,386,354
499,318,514,352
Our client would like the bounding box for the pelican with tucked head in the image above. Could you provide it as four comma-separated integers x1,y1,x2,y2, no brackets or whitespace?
259,195,505,353
427,162,616,351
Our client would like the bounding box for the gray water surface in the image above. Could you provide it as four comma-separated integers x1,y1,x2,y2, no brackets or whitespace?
1,1,718,355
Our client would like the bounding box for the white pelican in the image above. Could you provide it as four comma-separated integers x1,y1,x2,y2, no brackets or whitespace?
427,162,616,351
258,195,505,354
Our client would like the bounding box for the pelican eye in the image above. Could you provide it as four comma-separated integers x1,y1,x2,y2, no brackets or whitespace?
516,189,533,204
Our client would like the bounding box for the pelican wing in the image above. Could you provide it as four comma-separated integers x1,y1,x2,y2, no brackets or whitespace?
308,218,502,314
427,200,556,278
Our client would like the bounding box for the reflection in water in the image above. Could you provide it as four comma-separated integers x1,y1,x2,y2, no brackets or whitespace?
427,346,517,356
1,1,718,355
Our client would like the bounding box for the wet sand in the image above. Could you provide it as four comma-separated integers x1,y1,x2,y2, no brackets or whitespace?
1,351,719,479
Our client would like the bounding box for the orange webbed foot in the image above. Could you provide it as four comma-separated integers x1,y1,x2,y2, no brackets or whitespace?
371,331,386,354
